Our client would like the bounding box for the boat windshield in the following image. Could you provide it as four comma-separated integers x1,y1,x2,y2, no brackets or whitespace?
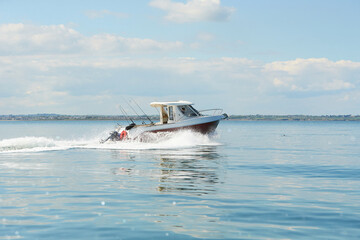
178,105,200,117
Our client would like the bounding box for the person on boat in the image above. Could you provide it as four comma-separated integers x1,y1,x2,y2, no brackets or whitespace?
162,107,168,124
180,106,186,114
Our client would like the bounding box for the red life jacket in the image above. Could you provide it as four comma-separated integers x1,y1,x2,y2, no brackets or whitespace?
120,130,128,140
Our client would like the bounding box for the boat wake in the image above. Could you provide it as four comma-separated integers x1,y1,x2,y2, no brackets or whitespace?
0,130,221,153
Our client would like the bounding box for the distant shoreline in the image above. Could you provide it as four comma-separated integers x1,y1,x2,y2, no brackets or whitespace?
1,114,360,121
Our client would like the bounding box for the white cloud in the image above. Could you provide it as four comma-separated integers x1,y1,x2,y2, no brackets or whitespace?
264,58,360,93
322,79,354,91
2,54,360,114
196,32,215,41
0,54,261,114
0,23,183,55
273,77,287,87
264,58,360,75
1,23,360,115
149,0,235,23
0,24,81,54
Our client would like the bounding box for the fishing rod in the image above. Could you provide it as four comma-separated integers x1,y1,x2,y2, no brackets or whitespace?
123,97,146,124
153,105,160,115
118,104,135,124
130,98,154,124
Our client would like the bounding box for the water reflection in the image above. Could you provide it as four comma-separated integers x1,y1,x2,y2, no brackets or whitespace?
157,146,222,195
111,145,229,239
111,146,223,196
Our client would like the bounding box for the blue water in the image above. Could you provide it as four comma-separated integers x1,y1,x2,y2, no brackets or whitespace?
1,120,360,239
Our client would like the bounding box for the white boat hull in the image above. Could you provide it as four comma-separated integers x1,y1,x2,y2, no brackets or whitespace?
128,114,226,140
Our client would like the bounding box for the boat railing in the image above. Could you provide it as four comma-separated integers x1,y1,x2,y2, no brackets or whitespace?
199,108,223,116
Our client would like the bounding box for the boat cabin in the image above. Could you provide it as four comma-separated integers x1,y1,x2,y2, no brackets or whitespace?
150,101,201,124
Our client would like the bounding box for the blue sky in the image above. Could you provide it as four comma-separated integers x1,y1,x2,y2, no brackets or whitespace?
1,0,360,115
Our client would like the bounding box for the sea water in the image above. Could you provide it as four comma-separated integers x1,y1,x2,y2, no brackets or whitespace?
0,120,360,239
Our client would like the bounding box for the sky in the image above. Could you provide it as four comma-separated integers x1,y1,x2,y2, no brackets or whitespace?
0,0,360,115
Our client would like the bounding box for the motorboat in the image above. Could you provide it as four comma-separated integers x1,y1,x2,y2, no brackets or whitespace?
101,100,228,142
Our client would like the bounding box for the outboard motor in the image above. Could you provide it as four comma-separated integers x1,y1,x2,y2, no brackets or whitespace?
100,130,120,143
109,131,120,141
100,126,131,143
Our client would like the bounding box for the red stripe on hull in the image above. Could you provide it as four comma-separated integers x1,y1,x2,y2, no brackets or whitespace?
149,120,220,134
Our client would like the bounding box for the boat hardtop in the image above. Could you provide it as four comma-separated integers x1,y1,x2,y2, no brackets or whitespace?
150,100,204,125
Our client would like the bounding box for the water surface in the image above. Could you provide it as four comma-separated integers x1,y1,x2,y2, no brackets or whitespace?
1,120,360,239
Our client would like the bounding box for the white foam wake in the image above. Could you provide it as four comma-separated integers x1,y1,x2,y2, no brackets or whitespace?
0,136,90,153
0,130,220,153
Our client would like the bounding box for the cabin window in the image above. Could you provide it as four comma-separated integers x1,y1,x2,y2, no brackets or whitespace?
178,105,199,117
168,106,174,120
189,105,200,116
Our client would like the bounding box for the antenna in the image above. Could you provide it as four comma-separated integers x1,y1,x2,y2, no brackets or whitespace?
130,98,154,124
